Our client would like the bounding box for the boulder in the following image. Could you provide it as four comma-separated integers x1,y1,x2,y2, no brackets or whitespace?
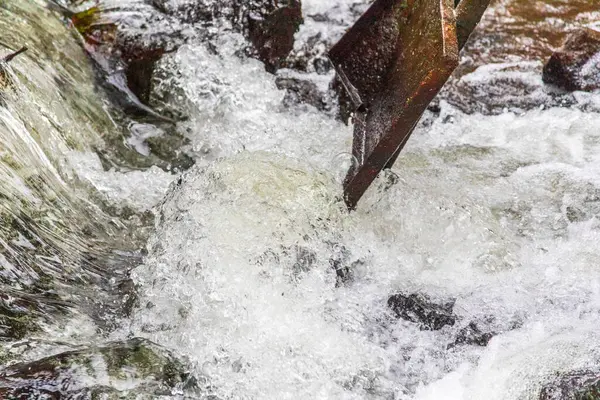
387,293,456,331
241,0,303,73
543,28,600,92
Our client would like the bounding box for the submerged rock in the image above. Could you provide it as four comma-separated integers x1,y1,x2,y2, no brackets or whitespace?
449,321,495,348
275,75,331,111
283,31,330,73
539,370,600,400
442,62,578,115
145,133,196,173
543,28,600,92
387,293,456,331
0,338,196,398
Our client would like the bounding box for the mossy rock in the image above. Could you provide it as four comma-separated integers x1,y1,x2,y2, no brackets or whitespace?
0,338,196,398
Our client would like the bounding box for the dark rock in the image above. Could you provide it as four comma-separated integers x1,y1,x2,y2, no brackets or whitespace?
151,0,218,23
441,63,578,115
427,100,442,114
539,370,600,400
543,28,600,92
387,293,456,331
449,321,495,348
0,338,196,398
236,0,303,73
275,76,330,111
125,50,165,105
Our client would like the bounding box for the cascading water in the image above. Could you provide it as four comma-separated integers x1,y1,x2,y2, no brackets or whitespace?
1,0,600,399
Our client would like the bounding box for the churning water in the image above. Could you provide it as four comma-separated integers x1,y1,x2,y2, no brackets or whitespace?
1,0,600,399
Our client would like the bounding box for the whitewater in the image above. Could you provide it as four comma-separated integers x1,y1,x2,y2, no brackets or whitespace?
1,0,600,399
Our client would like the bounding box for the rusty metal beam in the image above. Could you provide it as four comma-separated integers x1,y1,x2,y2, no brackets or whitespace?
328,0,490,209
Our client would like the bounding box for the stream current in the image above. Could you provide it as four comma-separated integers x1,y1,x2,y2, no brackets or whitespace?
1,0,600,399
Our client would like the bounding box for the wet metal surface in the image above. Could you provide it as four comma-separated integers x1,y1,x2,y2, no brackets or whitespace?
329,0,490,209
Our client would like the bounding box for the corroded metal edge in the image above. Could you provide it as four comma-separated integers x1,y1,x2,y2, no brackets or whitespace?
328,0,491,209
456,0,492,50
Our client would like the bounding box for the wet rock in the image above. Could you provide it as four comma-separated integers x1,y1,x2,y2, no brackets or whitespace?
387,293,456,331
449,321,495,348
124,51,165,106
283,32,329,72
71,5,184,121
98,119,195,174
441,62,578,115
275,69,355,123
0,338,196,398
148,53,191,121
275,75,331,111
238,0,303,73
146,133,196,173
543,28,600,92
539,370,600,400
151,0,218,23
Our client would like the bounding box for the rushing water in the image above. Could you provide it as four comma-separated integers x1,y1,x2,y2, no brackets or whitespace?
1,0,600,399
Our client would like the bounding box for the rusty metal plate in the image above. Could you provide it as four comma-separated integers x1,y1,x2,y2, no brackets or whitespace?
329,0,489,209
456,0,492,49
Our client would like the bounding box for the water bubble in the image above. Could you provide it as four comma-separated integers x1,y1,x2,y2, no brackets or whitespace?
330,152,358,185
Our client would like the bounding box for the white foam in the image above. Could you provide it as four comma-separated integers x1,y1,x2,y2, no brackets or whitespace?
68,151,176,212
